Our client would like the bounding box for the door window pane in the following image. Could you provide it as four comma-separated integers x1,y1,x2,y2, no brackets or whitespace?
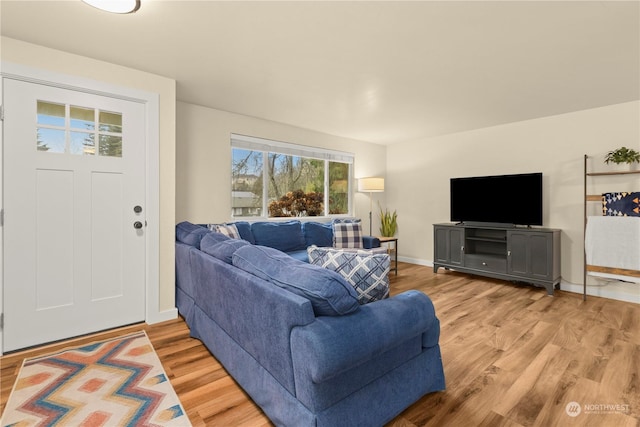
70,131,95,155
99,135,122,157
37,101,65,127
99,111,122,133
70,106,95,131
37,128,65,153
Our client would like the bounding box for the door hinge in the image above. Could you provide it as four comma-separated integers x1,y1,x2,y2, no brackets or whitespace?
0,313,3,330
0,209,3,226
0,104,4,121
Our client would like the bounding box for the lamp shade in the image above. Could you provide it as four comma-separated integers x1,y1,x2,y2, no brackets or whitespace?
358,177,385,192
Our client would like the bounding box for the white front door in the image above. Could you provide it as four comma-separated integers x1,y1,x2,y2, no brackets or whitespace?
3,79,146,352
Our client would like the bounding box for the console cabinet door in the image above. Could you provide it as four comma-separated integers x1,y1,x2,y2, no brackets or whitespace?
449,227,464,265
434,226,464,266
507,231,553,280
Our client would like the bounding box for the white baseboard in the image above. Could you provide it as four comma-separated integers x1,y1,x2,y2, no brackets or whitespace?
560,279,639,304
398,258,638,305
398,256,432,267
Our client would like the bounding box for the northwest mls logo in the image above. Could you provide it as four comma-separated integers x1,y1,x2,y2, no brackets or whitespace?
565,401,581,417
565,401,631,417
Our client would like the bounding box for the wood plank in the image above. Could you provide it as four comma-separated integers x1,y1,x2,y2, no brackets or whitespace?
2,263,639,426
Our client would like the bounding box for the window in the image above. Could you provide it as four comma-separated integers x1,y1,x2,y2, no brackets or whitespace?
36,100,123,157
231,134,354,218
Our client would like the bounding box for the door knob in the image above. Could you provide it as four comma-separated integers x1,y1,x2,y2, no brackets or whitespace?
134,205,143,213
133,221,143,229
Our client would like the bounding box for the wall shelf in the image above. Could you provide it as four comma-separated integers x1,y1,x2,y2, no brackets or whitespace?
583,154,640,301
586,170,640,177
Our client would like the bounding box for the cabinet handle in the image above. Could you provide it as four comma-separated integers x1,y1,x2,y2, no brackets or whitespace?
507,250,511,257
461,246,465,253
482,262,487,266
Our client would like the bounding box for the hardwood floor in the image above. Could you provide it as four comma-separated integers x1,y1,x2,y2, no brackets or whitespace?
2,263,639,426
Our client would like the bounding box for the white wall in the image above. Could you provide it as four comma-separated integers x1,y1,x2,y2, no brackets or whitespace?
3,37,635,309
176,101,387,230
0,37,177,313
387,101,640,301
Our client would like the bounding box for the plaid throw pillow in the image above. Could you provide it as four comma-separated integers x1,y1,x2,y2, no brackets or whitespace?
208,223,241,239
308,246,390,304
333,221,363,248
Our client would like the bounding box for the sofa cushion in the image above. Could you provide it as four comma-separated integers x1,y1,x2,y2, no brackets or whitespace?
332,220,363,248
251,221,307,252
232,245,360,316
303,221,333,248
308,246,390,304
288,249,310,263
200,231,231,251
201,238,251,264
176,221,210,248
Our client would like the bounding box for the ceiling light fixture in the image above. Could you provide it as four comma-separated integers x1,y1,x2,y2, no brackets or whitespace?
82,0,140,14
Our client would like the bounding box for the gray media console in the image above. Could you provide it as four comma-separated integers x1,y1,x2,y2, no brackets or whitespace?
433,223,561,295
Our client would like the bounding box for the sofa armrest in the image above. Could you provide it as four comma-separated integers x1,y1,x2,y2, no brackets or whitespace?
363,235,380,248
290,290,439,384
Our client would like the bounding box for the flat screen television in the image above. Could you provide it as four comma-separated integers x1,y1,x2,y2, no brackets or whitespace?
450,172,543,226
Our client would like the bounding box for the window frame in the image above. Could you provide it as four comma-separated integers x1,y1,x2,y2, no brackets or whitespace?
231,133,354,220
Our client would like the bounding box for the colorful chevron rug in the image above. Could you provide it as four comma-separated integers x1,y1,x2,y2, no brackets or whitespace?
1,331,191,427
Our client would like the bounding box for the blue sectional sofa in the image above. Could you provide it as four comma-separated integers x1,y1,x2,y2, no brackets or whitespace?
175,221,445,426
206,219,382,262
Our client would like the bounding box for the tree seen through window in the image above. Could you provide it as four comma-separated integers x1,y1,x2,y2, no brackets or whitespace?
231,144,352,218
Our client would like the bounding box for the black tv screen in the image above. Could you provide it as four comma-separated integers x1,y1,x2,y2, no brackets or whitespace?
450,172,543,226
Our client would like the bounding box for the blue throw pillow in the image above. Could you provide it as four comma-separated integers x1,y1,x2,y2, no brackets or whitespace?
232,245,360,316
251,221,307,252
303,221,333,247
202,238,251,264
233,221,256,244
176,221,210,248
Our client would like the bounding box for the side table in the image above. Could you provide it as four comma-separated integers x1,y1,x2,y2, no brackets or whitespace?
377,236,398,275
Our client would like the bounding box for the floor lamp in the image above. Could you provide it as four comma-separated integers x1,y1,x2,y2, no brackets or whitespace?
358,177,385,236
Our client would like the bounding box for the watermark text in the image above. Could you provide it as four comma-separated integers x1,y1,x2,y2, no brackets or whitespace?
565,401,630,417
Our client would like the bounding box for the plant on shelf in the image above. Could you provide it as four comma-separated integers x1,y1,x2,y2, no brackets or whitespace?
378,202,398,237
604,146,640,164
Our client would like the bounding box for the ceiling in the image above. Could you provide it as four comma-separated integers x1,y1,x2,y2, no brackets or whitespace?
1,1,638,145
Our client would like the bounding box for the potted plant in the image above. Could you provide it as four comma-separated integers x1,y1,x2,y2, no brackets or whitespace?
378,203,398,237
604,146,640,167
